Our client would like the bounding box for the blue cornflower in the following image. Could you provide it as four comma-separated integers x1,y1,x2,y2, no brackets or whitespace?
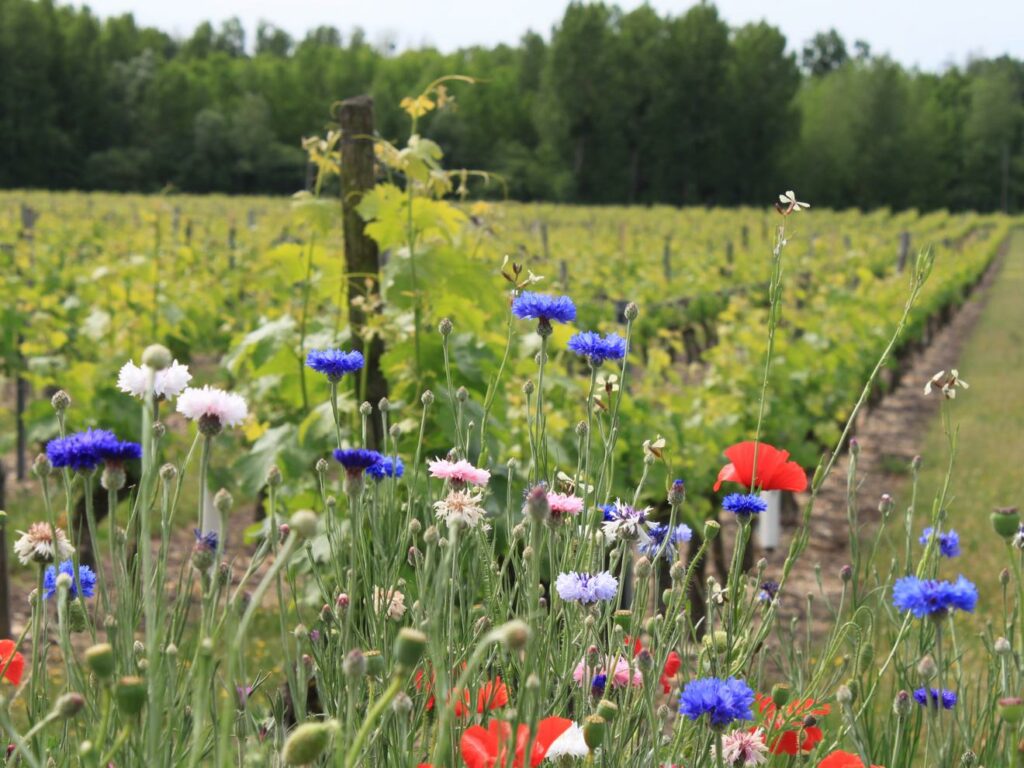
46,429,127,472
678,677,756,727
591,674,608,695
920,527,960,558
511,291,576,325
567,331,627,365
194,528,218,551
892,575,978,618
366,456,404,480
333,448,385,475
305,349,365,381
637,523,693,561
758,580,780,602
913,687,957,710
99,439,142,464
554,571,619,604
43,560,97,600
722,493,768,516
601,499,650,542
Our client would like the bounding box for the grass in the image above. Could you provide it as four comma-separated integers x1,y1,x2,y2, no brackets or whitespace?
884,229,1024,642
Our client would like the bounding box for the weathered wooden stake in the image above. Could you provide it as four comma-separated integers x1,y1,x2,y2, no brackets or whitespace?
339,95,389,450
540,222,550,261
897,231,911,272
0,461,10,637
558,259,569,290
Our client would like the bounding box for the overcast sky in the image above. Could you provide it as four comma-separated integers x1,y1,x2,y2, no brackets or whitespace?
73,0,1023,71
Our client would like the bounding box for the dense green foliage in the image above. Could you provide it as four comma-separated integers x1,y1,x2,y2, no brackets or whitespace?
1,0,1023,210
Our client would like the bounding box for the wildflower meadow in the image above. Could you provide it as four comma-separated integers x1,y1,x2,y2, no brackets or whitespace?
0,73,1022,768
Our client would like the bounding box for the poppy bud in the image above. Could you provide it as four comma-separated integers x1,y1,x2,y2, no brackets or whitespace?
771,684,790,708
85,643,115,679
1000,697,1024,723
993,507,1021,539
703,520,720,540
364,651,385,678
583,715,606,749
281,720,339,766
393,628,428,672
115,676,147,715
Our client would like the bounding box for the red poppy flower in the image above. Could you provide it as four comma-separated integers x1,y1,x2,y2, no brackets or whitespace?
453,677,509,717
818,750,884,768
460,717,572,768
0,640,24,685
713,441,808,493
414,668,436,710
755,693,829,754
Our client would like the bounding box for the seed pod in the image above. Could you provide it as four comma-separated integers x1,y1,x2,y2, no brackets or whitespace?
85,643,115,679
393,628,428,672
281,720,338,766
583,715,606,749
115,676,147,716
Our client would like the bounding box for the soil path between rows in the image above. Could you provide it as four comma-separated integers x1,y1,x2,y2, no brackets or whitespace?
765,234,1011,630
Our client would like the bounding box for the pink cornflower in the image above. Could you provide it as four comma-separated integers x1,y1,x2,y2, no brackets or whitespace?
547,492,584,520
428,458,490,487
714,728,768,766
572,655,642,689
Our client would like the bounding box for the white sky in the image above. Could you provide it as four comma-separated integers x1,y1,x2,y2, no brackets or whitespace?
75,0,1024,71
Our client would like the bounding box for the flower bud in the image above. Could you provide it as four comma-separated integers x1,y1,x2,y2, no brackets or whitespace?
359,401,373,416
421,390,435,407
575,421,589,437
289,510,319,539
522,379,535,396
100,464,126,491
879,493,894,515
32,454,52,477
159,463,177,482
378,397,390,413
636,649,654,674
524,484,551,523
68,599,88,633
893,689,912,717
1003,568,1012,586
596,699,618,722
336,593,350,610
583,715,606,749
343,650,366,678
499,620,530,651
115,676,147,715
624,302,639,321
152,421,166,439
85,643,115,679
771,684,790,709
992,506,1020,539
51,390,71,412
53,692,85,719
438,318,453,336
668,479,686,506
1000,697,1024,723
393,628,428,672
424,525,440,545
703,520,720,540
917,655,938,681
392,692,413,716
281,720,339,766
266,465,283,487
315,458,329,474
836,684,854,706
995,637,1013,657
214,488,233,514
364,650,385,678
456,386,468,403
960,750,977,767
840,565,853,582
141,344,172,370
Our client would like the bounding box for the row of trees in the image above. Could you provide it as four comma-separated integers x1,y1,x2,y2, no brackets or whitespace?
1,0,1022,210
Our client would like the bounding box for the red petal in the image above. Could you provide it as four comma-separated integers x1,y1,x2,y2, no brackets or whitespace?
817,751,866,768
662,651,681,677
713,462,743,492
460,725,497,768
529,718,573,765
770,730,800,755
0,640,24,685
765,459,808,492
800,726,824,752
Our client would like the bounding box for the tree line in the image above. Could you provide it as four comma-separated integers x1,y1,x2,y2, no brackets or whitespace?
1,0,1022,211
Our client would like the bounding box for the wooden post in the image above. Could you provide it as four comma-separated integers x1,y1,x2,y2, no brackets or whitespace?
0,461,10,637
339,95,388,450
662,235,672,282
558,259,569,290
740,224,749,249
540,222,550,261
897,232,911,272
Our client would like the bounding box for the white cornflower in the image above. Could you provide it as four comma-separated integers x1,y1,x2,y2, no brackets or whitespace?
14,522,74,565
176,386,248,434
924,369,969,399
546,722,589,760
601,499,651,543
778,190,810,214
373,586,406,620
433,489,489,530
714,728,768,766
117,359,192,400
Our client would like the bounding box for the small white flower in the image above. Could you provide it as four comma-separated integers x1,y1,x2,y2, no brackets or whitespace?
545,722,589,760
778,190,810,214
176,386,248,430
373,586,406,620
14,522,74,565
924,369,969,399
434,489,489,531
117,359,192,400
